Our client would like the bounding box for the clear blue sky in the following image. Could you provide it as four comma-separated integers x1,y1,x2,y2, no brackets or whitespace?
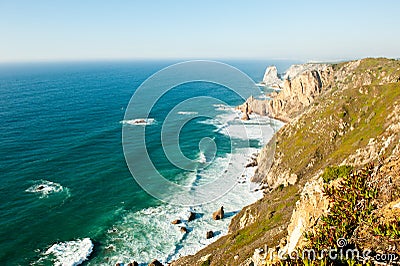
0,0,399,62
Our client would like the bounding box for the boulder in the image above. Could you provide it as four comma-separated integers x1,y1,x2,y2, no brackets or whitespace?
171,219,181,224
212,206,224,220
245,159,257,168
188,211,196,222
180,226,188,233
148,259,163,266
206,231,214,239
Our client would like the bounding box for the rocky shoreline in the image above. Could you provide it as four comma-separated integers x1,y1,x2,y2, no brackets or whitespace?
170,58,400,265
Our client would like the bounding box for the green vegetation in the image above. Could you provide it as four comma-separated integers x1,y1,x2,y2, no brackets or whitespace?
228,185,298,251
305,164,378,250
172,58,400,266
277,58,400,182
321,165,353,183
371,217,400,238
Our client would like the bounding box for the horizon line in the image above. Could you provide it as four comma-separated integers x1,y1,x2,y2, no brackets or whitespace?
0,56,384,65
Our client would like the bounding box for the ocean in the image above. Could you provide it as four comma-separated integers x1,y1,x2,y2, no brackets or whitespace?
0,60,295,265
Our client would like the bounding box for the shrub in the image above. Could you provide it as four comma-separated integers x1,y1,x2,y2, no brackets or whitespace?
321,165,353,183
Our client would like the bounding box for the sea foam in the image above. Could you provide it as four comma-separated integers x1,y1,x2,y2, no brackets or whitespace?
121,118,156,126
37,238,93,266
25,180,69,198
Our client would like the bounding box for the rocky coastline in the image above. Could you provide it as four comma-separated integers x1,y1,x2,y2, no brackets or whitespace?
170,58,400,265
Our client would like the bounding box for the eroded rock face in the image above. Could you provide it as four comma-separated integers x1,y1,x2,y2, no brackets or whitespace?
283,176,329,254
261,66,283,88
238,63,333,122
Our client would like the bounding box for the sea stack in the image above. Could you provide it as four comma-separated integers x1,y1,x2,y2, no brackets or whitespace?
188,211,196,222
241,102,250,120
212,206,224,220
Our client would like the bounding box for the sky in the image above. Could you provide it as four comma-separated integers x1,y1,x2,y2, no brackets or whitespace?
0,0,399,62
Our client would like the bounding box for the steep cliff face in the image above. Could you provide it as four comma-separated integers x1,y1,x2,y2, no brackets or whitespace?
171,58,400,266
239,63,333,122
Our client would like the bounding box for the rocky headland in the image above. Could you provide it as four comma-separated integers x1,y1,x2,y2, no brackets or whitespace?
171,58,400,265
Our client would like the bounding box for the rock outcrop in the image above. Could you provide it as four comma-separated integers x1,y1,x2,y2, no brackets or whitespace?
283,175,329,254
148,259,163,266
238,63,333,122
212,206,224,220
187,211,196,222
261,66,283,88
206,231,214,239
170,58,400,266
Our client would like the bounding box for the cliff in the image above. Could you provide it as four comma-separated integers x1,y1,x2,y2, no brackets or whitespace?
171,58,400,266
238,63,333,122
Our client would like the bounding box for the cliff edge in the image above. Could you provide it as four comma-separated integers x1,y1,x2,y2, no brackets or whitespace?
171,58,400,266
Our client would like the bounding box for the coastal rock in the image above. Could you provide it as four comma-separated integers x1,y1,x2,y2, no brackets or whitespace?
206,231,214,239
241,102,251,120
188,211,196,222
238,63,333,122
251,135,276,183
212,206,224,220
283,176,329,254
171,219,181,224
180,226,188,233
198,254,212,265
128,262,139,266
169,58,400,266
245,156,258,168
261,66,283,88
238,96,269,116
241,112,250,121
148,259,163,266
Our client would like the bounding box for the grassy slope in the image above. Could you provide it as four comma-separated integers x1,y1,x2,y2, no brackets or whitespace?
171,58,400,266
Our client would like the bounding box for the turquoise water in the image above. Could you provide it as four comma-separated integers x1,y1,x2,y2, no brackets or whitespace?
0,60,295,265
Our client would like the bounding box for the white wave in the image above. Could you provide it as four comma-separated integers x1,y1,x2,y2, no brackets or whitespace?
177,111,198,115
90,148,263,265
212,104,231,111
121,118,156,126
25,180,69,198
198,151,207,164
40,238,93,266
200,109,281,144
